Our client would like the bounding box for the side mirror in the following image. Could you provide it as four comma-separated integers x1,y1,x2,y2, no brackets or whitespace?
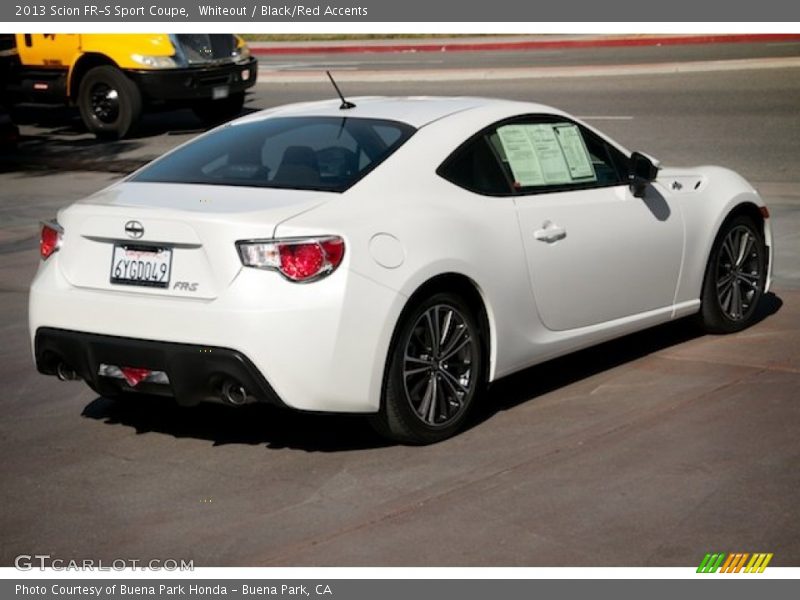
628,151,659,198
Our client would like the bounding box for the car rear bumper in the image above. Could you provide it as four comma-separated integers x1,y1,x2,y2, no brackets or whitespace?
29,257,405,414
34,327,283,407
126,58,257,102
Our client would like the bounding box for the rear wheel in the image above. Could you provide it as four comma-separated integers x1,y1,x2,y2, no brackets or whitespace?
192,92,245,126
698,214,766,333
370,292,484,444
77,65,142,139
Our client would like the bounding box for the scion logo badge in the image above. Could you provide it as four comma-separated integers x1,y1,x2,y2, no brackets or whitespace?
124,220,144,239
697,552,773,573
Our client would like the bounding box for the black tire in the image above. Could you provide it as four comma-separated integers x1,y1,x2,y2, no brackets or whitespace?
370,292,485,445
77,65,142,139
191,92,245,126
697,214,767,334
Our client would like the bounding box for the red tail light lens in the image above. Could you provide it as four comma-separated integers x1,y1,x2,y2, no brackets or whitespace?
40,221,62,260
238,236,345,282
320,237,344,267
279,242,325,281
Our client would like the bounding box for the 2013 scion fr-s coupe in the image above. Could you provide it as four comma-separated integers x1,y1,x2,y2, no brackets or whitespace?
30,95,773,444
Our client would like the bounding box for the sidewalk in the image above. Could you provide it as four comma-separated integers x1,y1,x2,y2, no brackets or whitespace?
248,33,800,55
254,56,800,83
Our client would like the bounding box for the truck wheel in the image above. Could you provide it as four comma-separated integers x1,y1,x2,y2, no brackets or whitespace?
192,92,245,126
78,65,142,139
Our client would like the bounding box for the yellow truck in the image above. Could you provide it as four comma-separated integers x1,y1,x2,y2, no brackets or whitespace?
0,34,258,138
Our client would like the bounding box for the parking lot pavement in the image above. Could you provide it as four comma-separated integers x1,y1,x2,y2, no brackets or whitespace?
0,270,797,565
1,64,798,567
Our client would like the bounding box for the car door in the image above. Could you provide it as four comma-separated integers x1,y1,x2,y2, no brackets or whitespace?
489,115,684,331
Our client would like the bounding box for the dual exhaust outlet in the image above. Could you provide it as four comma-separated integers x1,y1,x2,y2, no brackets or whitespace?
56,361,249,406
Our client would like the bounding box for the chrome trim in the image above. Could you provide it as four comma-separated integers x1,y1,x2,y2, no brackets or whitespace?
124,220,145,239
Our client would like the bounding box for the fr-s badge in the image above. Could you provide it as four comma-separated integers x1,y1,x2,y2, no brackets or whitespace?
173,281,198,292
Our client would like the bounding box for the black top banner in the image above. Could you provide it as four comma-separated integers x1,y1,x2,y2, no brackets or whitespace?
4,0,800,22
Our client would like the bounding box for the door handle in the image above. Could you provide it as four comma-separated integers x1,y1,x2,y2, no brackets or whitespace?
534,221,567,243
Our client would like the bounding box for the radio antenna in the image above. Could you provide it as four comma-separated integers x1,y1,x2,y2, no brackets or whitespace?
326,71,356,110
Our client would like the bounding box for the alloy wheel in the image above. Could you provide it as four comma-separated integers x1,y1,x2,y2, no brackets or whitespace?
402,304,477,427
715,224,762,321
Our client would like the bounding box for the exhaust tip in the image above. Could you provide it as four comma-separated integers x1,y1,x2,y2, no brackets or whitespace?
221,380,248,406
56,362,79,381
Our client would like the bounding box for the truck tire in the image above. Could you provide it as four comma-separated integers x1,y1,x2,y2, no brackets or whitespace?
192,92,245,126
77,65,142,139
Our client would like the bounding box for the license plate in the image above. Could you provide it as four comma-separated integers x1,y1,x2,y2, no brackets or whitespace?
110,245,172,288
212,85,229,100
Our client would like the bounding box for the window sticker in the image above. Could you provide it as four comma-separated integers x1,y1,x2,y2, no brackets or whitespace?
527,124,571,184
496,125,545,186
553,124,596,180
497,122,597,187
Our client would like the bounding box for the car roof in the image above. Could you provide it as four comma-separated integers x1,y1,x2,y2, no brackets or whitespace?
232,96,561,129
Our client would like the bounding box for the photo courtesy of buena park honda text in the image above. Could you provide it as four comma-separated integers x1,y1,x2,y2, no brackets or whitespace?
1,0,799,598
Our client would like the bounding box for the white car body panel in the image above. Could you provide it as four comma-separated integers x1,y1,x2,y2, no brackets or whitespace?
59,184,332,300
29,96,774,414
514,184,683,331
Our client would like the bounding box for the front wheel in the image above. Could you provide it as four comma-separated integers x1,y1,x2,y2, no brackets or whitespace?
77,66,142,139
697,214,767,333
370,292,485,445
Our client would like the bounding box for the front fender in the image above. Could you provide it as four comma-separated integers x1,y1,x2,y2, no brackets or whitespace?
670,166,772,304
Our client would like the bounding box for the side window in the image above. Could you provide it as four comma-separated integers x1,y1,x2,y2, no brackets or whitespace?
438,136,512,196
581,127,629,185
490,118,628,194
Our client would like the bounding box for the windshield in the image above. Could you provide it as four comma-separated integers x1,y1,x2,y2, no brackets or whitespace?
132,116,416,192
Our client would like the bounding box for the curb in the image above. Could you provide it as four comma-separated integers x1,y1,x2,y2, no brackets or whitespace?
250,34,800,56
255,56,800,83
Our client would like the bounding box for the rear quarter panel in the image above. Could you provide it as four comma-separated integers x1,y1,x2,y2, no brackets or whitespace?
273,113,545,388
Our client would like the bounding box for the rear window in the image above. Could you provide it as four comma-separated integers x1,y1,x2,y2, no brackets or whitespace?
132,116,416,192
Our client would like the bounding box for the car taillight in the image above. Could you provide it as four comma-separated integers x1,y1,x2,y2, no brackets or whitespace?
237,236,345,282
40,221,62,260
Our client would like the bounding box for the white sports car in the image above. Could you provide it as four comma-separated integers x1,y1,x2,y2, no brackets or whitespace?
30,96,773,444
